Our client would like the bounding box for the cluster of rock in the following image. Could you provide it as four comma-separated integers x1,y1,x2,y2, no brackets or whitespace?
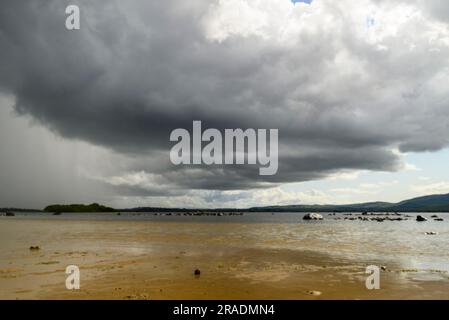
342,216,408,222
417,214,445,222
303,213,324,221
330,212,410,222
431,214,444,221
130,212,244,217
327,212,445,223
182,212,244,217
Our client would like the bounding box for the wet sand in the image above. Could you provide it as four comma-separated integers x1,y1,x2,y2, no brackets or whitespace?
1,217,448,300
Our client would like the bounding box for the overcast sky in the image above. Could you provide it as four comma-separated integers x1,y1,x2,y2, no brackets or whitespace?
1,0,449,209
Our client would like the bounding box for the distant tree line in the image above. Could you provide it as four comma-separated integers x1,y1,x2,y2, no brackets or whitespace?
44,203,115,213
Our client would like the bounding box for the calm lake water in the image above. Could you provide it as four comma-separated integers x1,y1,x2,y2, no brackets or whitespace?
1,212,449,299
2,211,449,271
0,212,449,272
5,211,449,223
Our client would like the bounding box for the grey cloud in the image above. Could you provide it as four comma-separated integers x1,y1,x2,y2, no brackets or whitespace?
1,0,449,197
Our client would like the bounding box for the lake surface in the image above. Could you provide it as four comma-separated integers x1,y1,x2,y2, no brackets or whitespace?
1,212,448,299
2,212,449,268
6,211,449,223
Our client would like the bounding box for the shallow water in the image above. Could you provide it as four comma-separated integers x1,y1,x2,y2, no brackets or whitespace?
2,212,449,269
1,213,448,299
6,210,449,223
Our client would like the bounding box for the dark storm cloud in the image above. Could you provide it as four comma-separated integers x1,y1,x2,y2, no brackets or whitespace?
1,0,449,195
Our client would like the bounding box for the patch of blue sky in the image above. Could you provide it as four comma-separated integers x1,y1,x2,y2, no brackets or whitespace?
366,16,376,28
282,149,449,204
292,0,313,4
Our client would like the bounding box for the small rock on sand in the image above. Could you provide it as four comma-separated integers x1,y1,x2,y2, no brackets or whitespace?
125,293,149,300
305,290,322,296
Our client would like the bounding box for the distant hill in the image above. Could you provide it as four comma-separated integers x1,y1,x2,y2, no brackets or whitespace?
391,194,449,212
249,194,449,212
44,203,115,213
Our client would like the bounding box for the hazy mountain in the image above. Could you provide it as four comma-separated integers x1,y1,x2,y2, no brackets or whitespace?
249,194,449,212
391,194,449,212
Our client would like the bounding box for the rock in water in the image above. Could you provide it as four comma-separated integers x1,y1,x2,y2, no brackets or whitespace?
303,213,324,221
416,215,428,222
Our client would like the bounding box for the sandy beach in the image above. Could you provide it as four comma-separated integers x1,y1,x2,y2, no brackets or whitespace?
1,214,448,300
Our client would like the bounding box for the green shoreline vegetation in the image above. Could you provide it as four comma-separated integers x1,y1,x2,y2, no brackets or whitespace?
44,203,115,213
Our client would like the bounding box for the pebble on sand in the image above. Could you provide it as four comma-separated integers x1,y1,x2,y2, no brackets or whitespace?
305,290,322,296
